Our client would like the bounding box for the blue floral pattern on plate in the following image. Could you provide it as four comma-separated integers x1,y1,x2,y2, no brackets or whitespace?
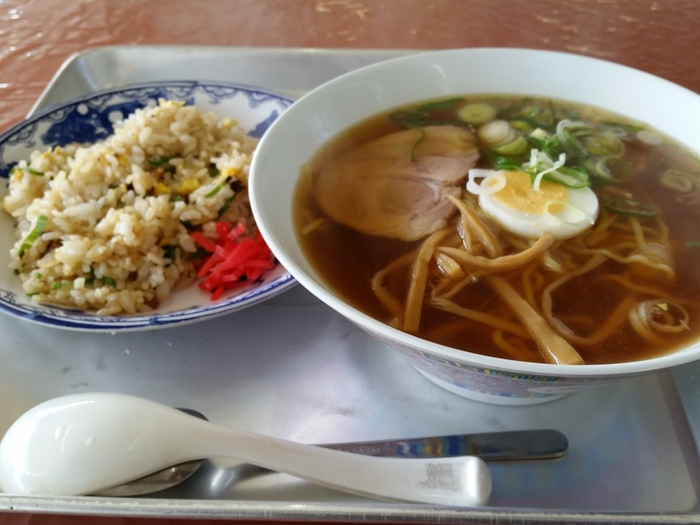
0,81,296,331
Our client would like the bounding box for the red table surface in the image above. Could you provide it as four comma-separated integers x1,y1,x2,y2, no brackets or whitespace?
1,0,699,523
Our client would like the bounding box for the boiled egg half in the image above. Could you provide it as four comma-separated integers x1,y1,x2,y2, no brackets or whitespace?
466,169,599,239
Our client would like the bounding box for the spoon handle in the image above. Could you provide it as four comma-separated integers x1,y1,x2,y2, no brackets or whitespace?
196,422,492,506
94,427,566,497
323,429,568,460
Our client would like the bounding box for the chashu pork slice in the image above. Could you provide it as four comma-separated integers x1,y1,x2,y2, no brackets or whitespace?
313,125,480,242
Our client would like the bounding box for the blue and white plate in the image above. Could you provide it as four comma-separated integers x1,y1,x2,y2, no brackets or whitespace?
0,81,296,331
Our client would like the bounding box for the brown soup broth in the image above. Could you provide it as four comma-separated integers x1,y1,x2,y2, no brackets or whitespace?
294,95,700,365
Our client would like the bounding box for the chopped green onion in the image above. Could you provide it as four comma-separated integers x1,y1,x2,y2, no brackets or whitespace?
147,155,174,167
506,100,555,129
509,120,534,133
163,245,176,262
483,151,522,171
525,149,591,189
409,128,426,162
603,196,658,218
217,194,236,218
660,169,694,193
457,103,496,125
51,281,70,290
581,131,624,156
477,120,514,146
205,184,223,198
538,166,590,189
18,214,48,257
388,97,466,129
416,97,464,112
586,156,632,184
685,241,700,249
86,270,116,287
513,114,552,131
529,128,550,141
491,135,528,156
560,127,589,158
601,122,641,136
526,133,562,159
11,166,45,176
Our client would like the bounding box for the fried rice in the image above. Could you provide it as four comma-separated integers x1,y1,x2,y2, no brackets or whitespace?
2,99,259,315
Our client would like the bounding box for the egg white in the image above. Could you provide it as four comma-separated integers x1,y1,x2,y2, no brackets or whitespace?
466,169,599,239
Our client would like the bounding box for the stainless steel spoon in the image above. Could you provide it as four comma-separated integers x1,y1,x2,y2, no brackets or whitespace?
97,409,568,496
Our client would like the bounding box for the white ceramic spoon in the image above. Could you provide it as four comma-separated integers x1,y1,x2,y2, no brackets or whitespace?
0,393,491,506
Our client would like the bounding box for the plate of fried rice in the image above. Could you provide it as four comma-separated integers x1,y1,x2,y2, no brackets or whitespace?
0,81,296,330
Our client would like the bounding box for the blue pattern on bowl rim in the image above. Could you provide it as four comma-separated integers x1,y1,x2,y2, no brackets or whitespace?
0,81,296,331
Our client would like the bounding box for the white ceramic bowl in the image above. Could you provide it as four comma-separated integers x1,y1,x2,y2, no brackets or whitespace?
249,48,700,404
0,81,296,331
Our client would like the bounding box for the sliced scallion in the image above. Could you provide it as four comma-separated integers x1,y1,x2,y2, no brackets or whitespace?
409,127,426,163
483,151,522,171
660,169,694,193
603,196,658,218
491,135,528,156
477,120,513,146
586,156,632,184
11,166,45,176
205,184,224,198
388,97,466,129
99,276,117,287
217,194,237,218
457,103,496,125
86,269,116,287
163,245,176,262
560,128,589,158
581,131,624,156
526,134,562,159
147,155,174,167
18,214,48,257
537,166,590,189
416,97,464,112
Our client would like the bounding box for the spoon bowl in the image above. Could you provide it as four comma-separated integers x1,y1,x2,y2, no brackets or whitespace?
0,393,492,506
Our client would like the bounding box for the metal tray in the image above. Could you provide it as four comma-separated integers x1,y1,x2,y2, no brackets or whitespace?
2,45,700,523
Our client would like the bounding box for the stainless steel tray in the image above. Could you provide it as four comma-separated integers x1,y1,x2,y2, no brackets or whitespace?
2,45,700,523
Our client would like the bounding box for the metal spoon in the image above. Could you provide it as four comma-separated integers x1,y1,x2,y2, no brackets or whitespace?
0,392,492,505
99,415,568,496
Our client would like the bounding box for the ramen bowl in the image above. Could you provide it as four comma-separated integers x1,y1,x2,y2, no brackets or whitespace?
249,48,700,405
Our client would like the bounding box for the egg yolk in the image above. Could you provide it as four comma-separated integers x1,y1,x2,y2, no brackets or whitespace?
466,168,600,239
491,171,568,214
